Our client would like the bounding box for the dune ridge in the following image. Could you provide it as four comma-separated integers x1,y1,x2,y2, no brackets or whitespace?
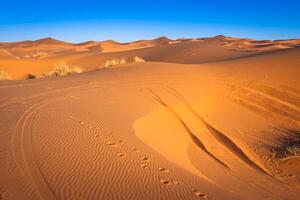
1,35,300,79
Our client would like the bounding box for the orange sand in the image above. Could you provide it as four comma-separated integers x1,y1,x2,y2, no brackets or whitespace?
0,36,299,200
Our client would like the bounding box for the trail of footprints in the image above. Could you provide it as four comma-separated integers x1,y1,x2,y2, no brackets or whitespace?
70,116,210,199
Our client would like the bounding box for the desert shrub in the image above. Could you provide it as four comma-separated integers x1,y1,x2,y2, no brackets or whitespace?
72,66,83,74
0,70,12,80
100,56,145,69
25,74,36,79
44,62,83,77
285,146,300,157
274,131,300,159
133,56,145,63
120,58,127,64
103,58,127,68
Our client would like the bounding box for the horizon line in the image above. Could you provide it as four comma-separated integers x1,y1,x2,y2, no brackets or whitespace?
1,34,300,44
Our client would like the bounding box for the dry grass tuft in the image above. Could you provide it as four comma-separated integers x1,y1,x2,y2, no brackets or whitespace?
103,58,127,69
274,129,300,160
0,70,12,80
285,146,300,157
24,74,37,79
72,66,83,74
44,63,83,77
133,56,145,63
99,56,145,70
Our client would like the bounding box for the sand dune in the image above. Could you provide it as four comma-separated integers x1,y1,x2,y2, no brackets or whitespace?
0,36,300,199
1,35,300,79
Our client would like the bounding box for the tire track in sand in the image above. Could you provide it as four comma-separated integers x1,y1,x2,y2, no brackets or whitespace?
12,96,65,200
10,82,117,199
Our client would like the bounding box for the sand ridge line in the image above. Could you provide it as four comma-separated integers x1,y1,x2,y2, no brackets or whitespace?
142,87,229,169
166,86,272,176
165,87,300,199
141,86,291,199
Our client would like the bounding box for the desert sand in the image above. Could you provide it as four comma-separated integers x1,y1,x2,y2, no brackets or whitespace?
1,35,300,79
0,36,300,200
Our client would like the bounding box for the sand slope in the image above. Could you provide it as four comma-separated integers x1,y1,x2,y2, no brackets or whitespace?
0,45,300,199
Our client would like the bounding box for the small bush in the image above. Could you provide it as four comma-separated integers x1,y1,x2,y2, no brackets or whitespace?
44,63,83,77
274,131,300,159
0,70,12,80
25,74,36,79
100,56,145,70
103,58,127,69
133,56,145,63
285,146,300,157
72,66,83,74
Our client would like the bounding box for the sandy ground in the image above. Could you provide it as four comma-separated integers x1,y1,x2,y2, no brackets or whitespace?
0,37,300,200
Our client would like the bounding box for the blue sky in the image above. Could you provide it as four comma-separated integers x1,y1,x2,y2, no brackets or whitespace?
0,0,299,42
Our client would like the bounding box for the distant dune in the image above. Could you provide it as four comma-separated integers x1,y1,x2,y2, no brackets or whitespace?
0,35,300,79
0,36,300,200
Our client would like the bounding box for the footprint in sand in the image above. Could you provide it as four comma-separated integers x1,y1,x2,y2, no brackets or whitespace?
159,178,172,185
193,189,209,199
117,153,125,157
159,178,179,186
117,139,124,144
159,167,169,173
106,141,118,147
141,156,150,162
131,147,140,152
139,156,151,169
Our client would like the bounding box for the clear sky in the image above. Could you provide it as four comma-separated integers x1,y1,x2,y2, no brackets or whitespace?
0,0,299,42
